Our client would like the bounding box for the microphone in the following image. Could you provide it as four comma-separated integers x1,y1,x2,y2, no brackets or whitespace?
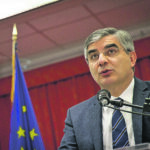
97,89,150,116
97,89,143,109
97,89,123,107
97,89,111,106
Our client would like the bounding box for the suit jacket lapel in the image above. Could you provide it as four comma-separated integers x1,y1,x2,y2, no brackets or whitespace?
89,96,103,150
133,77,150,144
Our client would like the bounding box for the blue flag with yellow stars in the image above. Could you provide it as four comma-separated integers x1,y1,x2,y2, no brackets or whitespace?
9,51,45,150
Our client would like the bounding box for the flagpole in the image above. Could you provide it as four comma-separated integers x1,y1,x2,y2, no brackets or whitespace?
11,24,18,103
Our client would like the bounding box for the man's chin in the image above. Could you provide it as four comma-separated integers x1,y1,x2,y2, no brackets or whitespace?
98,78,116,88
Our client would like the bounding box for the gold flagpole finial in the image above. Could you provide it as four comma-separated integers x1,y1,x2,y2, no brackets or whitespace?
12,24,18,40
12,24,17,35
11,23,18,103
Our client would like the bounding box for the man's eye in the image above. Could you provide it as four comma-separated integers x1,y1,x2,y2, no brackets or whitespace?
109,49,116,54
90,54,99,60
106,48,118,56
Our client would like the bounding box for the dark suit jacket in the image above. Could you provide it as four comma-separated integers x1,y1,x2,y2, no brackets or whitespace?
58,77,150,150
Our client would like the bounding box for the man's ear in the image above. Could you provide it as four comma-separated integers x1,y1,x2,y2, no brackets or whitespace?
130,51,137,68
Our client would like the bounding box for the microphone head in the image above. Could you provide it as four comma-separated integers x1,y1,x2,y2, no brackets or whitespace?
97,89,111,106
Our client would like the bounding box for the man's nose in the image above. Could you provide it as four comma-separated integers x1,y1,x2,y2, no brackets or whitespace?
98,53,108,66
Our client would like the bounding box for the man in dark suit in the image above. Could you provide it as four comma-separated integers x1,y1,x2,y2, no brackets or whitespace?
58,28,150,150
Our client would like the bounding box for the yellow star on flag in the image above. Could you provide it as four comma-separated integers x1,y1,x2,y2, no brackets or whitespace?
21,147,24,150
17,126,25,138
22,105,27,113
30,128,38,140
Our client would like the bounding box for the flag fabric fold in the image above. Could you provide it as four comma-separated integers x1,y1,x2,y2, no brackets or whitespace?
9,51,45,150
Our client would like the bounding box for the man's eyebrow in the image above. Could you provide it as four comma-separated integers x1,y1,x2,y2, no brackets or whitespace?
87,49,97,55
104,43,118,49
87,43,118,55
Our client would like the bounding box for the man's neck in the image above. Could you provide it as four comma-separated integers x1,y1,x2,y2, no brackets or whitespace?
102,76,134,97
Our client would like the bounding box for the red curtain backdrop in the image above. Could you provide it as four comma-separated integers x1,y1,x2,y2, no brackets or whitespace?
0,37,150,150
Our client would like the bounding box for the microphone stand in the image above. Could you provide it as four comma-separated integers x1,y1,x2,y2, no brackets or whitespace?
109,99,143,109
99,98,150,116
105,105,150,116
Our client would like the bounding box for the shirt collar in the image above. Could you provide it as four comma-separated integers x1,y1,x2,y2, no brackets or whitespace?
111,78,135,103
103,78,135,111
120,78,134,104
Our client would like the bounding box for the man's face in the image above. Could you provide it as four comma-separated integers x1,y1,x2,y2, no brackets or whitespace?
87,35,137,89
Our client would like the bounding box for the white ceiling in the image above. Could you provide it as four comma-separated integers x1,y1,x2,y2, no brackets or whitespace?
0,0,150,78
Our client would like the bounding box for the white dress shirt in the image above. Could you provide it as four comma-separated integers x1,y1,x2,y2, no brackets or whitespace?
102,78,135,150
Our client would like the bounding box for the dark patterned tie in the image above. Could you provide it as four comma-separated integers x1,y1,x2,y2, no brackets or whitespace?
112,98,130,149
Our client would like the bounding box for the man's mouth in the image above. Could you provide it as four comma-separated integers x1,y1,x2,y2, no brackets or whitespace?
100,69,112,76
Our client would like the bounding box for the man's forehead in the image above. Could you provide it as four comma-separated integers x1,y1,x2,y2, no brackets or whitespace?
87,35,120,50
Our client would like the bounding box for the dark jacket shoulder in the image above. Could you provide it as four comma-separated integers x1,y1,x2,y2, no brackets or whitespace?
69,95,97,112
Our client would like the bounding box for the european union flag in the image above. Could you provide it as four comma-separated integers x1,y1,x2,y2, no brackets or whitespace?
9,51,45,150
